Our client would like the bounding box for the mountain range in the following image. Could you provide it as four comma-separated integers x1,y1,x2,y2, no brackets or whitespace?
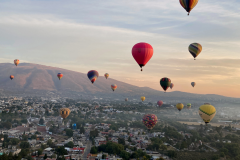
0,63,239,105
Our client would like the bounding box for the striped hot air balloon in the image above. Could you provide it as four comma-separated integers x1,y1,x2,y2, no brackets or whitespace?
57,73,63,80
87,70,99,84
189,43,202,60
199,103,216,125
179,0,199,15
142,114,158,131
132,42,153,71
160,77,171,92
111,84,117,92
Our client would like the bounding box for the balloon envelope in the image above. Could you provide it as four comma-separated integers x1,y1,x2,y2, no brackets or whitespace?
10,75,14,80
189,43,202,59
141,96,145,102
14,59,20,66
157,101,163,107
176,103,184,111
170,83,174,89
87,70,99,84
187,103,191,109
142,114,158,130
160,78,171,92
104,73,109,79
199,103,216,124
179,0,199,15
111,84,117,91
57,73,63,80
132,42,153,71
191,82,196,87
59,108,70,119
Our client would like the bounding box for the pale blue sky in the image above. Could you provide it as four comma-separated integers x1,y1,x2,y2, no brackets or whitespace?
0,0,240,97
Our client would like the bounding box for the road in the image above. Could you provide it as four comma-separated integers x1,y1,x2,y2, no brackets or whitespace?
82,141,91,160
204,144,217,152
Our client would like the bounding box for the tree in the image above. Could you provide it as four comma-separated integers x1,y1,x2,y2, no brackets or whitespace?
90,146,98,154
20,142,30,149
2,122,12,129
44,154,47,159
128,136,132,142
118,138,125,145
39,118,44,125
55,146,68,155
167,150,177,158
31,134,37,139
64,141,74,148
80,126,85,134
160,145,167,151
65,129,73,137
38,149,43,156
102,154,107,159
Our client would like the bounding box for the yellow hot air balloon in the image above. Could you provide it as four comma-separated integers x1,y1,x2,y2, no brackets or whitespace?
199,103,216,125
176,103,184,111
59,108,70,119
141,96,145,102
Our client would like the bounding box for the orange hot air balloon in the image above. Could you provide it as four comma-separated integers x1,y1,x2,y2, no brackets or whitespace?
59,108,70,119
10,75,14,80
14,59,19,66
57,73,63,80
104,73,109,79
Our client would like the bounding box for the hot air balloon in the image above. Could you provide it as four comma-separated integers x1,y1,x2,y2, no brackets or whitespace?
160,78,171,92
191,82,196,87
104,73,109,79
125,98,128,102
189,43,202,60
10,75,14,80
141,96,145,102
14,59,20,66
59,108,70,119
142,114,158,131
179,0,199,15
199,103,216,125
187,103,191,109
170,83,174,89
111,84,117,92
57,73,63,80
87,70,99,84
176,103,184,111
157,101,163,107
132,42,153,71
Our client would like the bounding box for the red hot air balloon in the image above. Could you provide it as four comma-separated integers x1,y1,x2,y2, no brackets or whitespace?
10,75,14,80
57,73,63,80
157,101,163,107
132,42,153,71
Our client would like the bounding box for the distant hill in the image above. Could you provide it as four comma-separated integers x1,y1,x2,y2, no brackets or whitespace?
0,63,239,104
